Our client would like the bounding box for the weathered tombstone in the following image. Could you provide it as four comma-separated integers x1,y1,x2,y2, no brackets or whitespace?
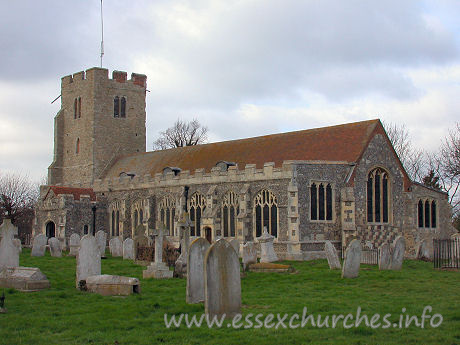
229,239,240,256
48,237,62,257
143,227,173,279
0,267,50,291
13,239,22,253
68,233,80,257
95,230,107,258
416,238,433,261
31,234,47,257
76,235,101,288
242,242,257,271
0,219,20,271
85,275,140,296
135,224,147,237
123,238,134,260
174,219,191,278
133,234,149,260
378,243,391,270
341,239,362,278
186,238,210,303
324,240,341,270
257,228,278,263
109,237,123,257
390,236,405,270
204,239,241,319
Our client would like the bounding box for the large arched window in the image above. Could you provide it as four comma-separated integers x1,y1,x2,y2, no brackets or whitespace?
189,193,206,237
222,191,239,237
159,196,176,236
367,168,389,223
254,189,278,238
116,211,120,236
310,182,333,221
418,199,436,228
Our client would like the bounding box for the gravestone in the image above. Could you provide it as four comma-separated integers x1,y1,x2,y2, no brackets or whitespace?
242,242,257,271
204,239,241,319
109,237,123,257
143,227,173,279
324,240,341,270
186,238,210,303
133,234,149,260
378,243,391,270
416,238,433,261
76,235,101,288
69,233,80,257
341,239,361,278
123,238,134,260
229,239,240,256
257,228,278,263
85,274,140,296
13,239,22,253
174,219,191,278
95,231,107,258
31,234,47,257
0,267,50,291
48,237,62,257
0,219,19,271
390,236,405,270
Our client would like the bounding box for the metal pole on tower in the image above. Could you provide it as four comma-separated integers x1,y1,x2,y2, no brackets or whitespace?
100,0,104,68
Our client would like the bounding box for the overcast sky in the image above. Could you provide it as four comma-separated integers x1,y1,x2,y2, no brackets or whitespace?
0,0,459,182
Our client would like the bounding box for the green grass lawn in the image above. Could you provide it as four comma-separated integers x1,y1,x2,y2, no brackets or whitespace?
0,249,459,345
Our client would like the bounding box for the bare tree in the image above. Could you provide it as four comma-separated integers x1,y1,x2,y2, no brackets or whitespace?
383,121,426,182
153,119,208,150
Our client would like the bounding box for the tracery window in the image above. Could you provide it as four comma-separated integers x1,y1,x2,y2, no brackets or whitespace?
367,168,389,223
189,193,206,237
222,191,239,237
418,199,436,228
310,182,333,221
254,189,278,238
159,196,176,236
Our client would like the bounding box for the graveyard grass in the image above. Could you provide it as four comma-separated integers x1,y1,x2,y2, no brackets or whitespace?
1,250,459,345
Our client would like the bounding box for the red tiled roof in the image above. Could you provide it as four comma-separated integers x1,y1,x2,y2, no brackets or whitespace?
46,186,96,201
103,119,391,179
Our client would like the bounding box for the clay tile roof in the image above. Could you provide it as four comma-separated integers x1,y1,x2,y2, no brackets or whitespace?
103,119,382,179
47,186,96,201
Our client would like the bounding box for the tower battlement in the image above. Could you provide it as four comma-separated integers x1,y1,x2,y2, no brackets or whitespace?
61,68,147,88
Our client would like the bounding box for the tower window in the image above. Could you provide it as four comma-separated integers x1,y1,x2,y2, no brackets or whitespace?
78,97,81,118
74,98,77,119
76,138,80,154
114,96,126,118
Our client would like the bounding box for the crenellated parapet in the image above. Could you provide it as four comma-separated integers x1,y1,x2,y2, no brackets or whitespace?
61,68,146,89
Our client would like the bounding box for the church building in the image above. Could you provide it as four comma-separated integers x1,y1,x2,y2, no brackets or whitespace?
34,67,453,259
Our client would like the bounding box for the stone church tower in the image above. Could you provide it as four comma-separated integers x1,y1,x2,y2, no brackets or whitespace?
48,68,147,187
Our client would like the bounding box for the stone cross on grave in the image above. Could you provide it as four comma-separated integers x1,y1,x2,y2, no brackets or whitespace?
152,225,166,264
177,213,192,258
142,224,173,279
0,218,19,271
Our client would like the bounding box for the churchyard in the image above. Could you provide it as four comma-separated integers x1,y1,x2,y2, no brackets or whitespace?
0,247,459,344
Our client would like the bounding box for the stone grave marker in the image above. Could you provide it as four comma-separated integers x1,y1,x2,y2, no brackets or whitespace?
95,230,107,258
341,239,362,278
257,227,278,263
174,216,191,278
69,233,80,256
390,236,405,270
123,238,134,260
242,242,257,271
85,274,140,296
143,227,173,279
48,237,62,257
0,267,50,291
229,239,240,256
13,239,22,253
0,219,19,271
324,240,341,270
204,239,241,319
378,243,391,270
186,238,210,303
31,234,47,257
76,235,101,288
133,234,149,260
416,238,433,261
109,237,123,257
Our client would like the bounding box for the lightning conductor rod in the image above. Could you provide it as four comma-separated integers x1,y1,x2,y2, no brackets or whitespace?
100,0,104,68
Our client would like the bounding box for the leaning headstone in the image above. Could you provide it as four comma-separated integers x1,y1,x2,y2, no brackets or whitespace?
95,231,107,258
13,239,22,253
123,238,134,260
48,237,62,257
390,236,405,270
324,240,341,270
229,239,240,256
69,233,80,257
242,242,257,271
186,238,210,303
0,219,20,271
341,239,362,278
416,238,433,261
143,228,173,279
204,239,241,319
31,234,47,257
76,235,101,288
257,228,278,263
378,243,391,270
109,237,123,257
